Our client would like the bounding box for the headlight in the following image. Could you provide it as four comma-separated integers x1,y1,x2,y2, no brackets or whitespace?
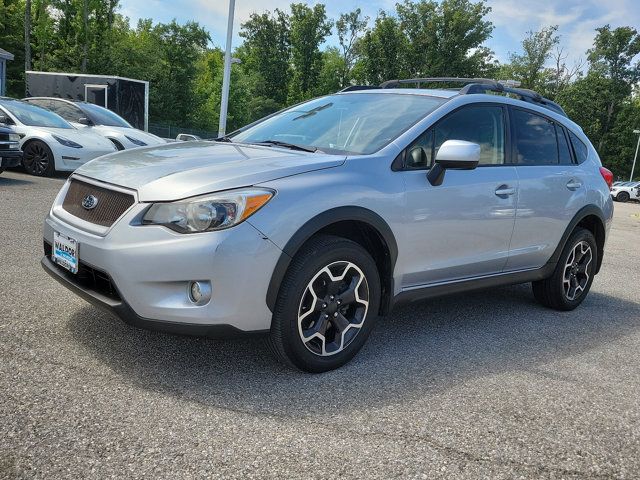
142,188,274,233
7,133,19,149
125,135,147,146
52,134,83,148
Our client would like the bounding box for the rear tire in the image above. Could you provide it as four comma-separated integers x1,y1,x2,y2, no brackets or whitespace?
616,191,630,202
532,227,597,311
22,140,56,177
269,235,381,373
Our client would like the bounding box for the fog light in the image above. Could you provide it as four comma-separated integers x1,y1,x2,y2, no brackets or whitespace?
188,281,211,305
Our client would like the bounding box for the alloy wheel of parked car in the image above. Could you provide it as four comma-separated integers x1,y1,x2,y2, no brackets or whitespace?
22,141,55,177
297,260,370,356
616,191,630,202
270,235,380,372
562,241,592,301
532,228,597,311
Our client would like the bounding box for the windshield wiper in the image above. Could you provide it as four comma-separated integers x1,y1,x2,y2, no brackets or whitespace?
254,139,317,153
292,102,333,121
213,135,232,142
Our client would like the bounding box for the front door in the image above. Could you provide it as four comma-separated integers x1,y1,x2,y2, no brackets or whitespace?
398,104,518,287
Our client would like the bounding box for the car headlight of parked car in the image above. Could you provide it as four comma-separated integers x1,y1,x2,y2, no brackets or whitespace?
125,135,147,146
142,188,274,233
52,134,83,148
0,132,20,149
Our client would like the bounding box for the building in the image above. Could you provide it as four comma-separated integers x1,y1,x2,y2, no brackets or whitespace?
0,48,14,96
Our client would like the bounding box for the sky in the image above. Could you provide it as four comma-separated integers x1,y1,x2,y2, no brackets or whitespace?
119,0,640,66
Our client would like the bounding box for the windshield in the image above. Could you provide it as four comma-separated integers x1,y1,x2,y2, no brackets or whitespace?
1,100,72,129
80,103,131,127
232,93,446,154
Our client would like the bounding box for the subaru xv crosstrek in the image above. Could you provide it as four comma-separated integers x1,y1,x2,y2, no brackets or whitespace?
42,78,614,372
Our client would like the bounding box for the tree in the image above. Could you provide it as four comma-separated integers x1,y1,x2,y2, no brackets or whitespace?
586,25,640,151
288,3,332,101
335,8,367,87
396,0,495,77
500,25,559,92
239,9,291,109
356,13,408,85
25,0,32,71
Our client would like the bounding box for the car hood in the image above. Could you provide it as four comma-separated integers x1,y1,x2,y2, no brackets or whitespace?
75,141,346,201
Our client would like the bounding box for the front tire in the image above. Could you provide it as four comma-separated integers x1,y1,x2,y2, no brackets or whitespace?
616,191,630,202
532,227,597,311
269,235,381,372
22,140,55,177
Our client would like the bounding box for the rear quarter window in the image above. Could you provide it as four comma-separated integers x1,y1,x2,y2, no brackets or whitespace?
568,131,589,164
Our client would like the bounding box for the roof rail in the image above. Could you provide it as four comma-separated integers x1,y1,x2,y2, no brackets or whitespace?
380,77,499,89
378,77,566,117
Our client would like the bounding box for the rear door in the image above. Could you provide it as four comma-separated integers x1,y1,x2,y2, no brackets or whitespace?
505,107,587,271
398,103,518,287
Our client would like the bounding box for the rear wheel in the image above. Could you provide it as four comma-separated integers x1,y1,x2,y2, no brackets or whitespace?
269,235,381,372
532,227,597,311
616,191,630,202
22,140,55,177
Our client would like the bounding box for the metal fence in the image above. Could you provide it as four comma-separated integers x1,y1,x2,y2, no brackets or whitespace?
148,123,216,140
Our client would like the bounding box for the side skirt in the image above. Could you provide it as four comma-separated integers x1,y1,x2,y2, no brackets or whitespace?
391,262,556,309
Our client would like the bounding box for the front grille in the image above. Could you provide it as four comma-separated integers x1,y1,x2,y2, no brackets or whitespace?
62,179,135,227
44,241,121,301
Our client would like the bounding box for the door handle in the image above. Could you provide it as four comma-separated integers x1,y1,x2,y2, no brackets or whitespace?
566,179,582,190
495,185,516,197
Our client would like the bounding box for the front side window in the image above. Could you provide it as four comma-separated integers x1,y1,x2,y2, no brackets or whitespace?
0,100,72,129
232,93,445,155
512,109,558,165
434,105,505,165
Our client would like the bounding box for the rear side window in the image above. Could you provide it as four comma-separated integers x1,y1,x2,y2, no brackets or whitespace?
568,131,589,164
512,109,558,165
556,125,573,165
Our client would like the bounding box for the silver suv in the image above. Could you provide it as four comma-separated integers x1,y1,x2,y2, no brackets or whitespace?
42,78,614,372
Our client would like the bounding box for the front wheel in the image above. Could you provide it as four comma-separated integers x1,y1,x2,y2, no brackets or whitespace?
616,191,630,202
22,140,55,177
269,235,381,372
532,227,597,311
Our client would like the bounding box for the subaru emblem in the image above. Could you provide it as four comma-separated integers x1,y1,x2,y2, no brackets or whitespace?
81,194,99,210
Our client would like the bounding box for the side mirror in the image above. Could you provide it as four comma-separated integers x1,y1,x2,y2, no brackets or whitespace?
176,133,201,142
78,117,93,126
427,140,480,186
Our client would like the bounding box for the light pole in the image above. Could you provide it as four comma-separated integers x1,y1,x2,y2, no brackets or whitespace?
631,129,640,181
218,0,236,137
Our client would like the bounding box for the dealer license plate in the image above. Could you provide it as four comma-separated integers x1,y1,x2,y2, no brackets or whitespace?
52,232,79,274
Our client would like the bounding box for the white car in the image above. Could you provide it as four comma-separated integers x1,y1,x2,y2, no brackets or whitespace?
611,181,640,202
23,97,165,151
0,97,117,176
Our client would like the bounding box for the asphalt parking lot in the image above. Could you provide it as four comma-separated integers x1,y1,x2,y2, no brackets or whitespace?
1,170,640,479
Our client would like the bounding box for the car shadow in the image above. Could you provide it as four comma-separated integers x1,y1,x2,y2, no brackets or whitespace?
0,175,33,186
68,284,640,417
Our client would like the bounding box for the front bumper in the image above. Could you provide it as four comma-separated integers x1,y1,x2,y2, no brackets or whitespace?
43,200,283,335
0,149,23,168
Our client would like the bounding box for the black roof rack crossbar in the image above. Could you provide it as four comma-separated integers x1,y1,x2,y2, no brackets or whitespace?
380,77,499,89
459,82,566,116
339,85,381,92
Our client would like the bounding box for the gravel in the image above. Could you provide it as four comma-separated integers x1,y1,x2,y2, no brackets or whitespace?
1,170,640,479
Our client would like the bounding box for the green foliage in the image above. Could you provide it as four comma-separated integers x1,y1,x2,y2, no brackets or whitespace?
0,0,26,96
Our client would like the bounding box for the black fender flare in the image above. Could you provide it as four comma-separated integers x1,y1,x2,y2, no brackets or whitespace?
547,204,607,273
265,206,398,313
